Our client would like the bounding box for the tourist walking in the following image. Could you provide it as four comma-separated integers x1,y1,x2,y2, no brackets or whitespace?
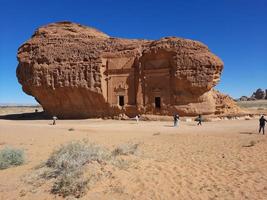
174,114,179,127
259,115,267,134
135,115,140,123
197,114,203,126
52,116,58,125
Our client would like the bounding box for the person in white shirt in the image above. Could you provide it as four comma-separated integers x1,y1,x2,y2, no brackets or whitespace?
52,116,58,125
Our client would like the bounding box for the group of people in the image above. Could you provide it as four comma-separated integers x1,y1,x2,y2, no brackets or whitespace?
173,113,267,135
173,114,202,127
51,113,267,134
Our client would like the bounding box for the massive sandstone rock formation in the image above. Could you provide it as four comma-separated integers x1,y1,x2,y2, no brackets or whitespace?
17,22,240,118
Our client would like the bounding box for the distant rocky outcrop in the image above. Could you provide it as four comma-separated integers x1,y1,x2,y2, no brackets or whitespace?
251,88,267,100
237,88,267,101
238,96,249,101
16,22,241,118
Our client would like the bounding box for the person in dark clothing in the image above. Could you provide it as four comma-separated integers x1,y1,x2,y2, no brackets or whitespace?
197,114,202,126
174,114,179,127
259,115,267,134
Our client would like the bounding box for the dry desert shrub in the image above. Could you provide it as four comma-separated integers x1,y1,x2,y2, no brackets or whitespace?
43,141,110,197
112,142,139,156
110,157,131,170
0,147,25,169
46,141,110,174
52,169,89,197
28,140,140,198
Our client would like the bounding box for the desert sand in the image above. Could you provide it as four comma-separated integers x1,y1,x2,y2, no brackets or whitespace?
0,117,267,200
0,106,43,116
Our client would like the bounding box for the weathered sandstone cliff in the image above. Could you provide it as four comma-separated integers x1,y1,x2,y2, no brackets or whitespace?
17,22,240,118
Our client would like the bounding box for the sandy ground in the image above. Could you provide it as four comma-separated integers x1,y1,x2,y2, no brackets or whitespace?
0,106,43,116
237,100,267,115
0,118,267,200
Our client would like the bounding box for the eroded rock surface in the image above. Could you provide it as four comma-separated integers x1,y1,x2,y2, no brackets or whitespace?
251,88,267,100
17,22,240,118
237,88,267,101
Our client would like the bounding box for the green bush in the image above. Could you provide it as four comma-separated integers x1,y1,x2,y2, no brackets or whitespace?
0,147,25,169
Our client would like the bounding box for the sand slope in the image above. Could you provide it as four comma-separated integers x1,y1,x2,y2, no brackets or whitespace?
0,119,267,200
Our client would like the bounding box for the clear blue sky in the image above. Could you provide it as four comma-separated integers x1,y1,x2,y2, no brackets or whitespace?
0,0,266,104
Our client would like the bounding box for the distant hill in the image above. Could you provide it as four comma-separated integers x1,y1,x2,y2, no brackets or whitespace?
237,88,267,101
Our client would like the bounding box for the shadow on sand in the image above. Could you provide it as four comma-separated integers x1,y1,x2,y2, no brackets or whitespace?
239,131,255,135
0,111,51,120
164,125,175,127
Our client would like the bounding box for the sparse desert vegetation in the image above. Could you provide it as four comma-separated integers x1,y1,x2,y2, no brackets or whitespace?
112,142,139,156
26,140,139,198
0,147,25,169
237,100,267,115
237,100,267,109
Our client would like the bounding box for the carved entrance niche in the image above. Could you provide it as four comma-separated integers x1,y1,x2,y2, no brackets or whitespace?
102,57,136,107
114,84,127,107
139,50,176,109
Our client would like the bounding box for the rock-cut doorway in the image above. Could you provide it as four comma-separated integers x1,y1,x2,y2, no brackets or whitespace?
155,97,161,108
119,95,125,107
